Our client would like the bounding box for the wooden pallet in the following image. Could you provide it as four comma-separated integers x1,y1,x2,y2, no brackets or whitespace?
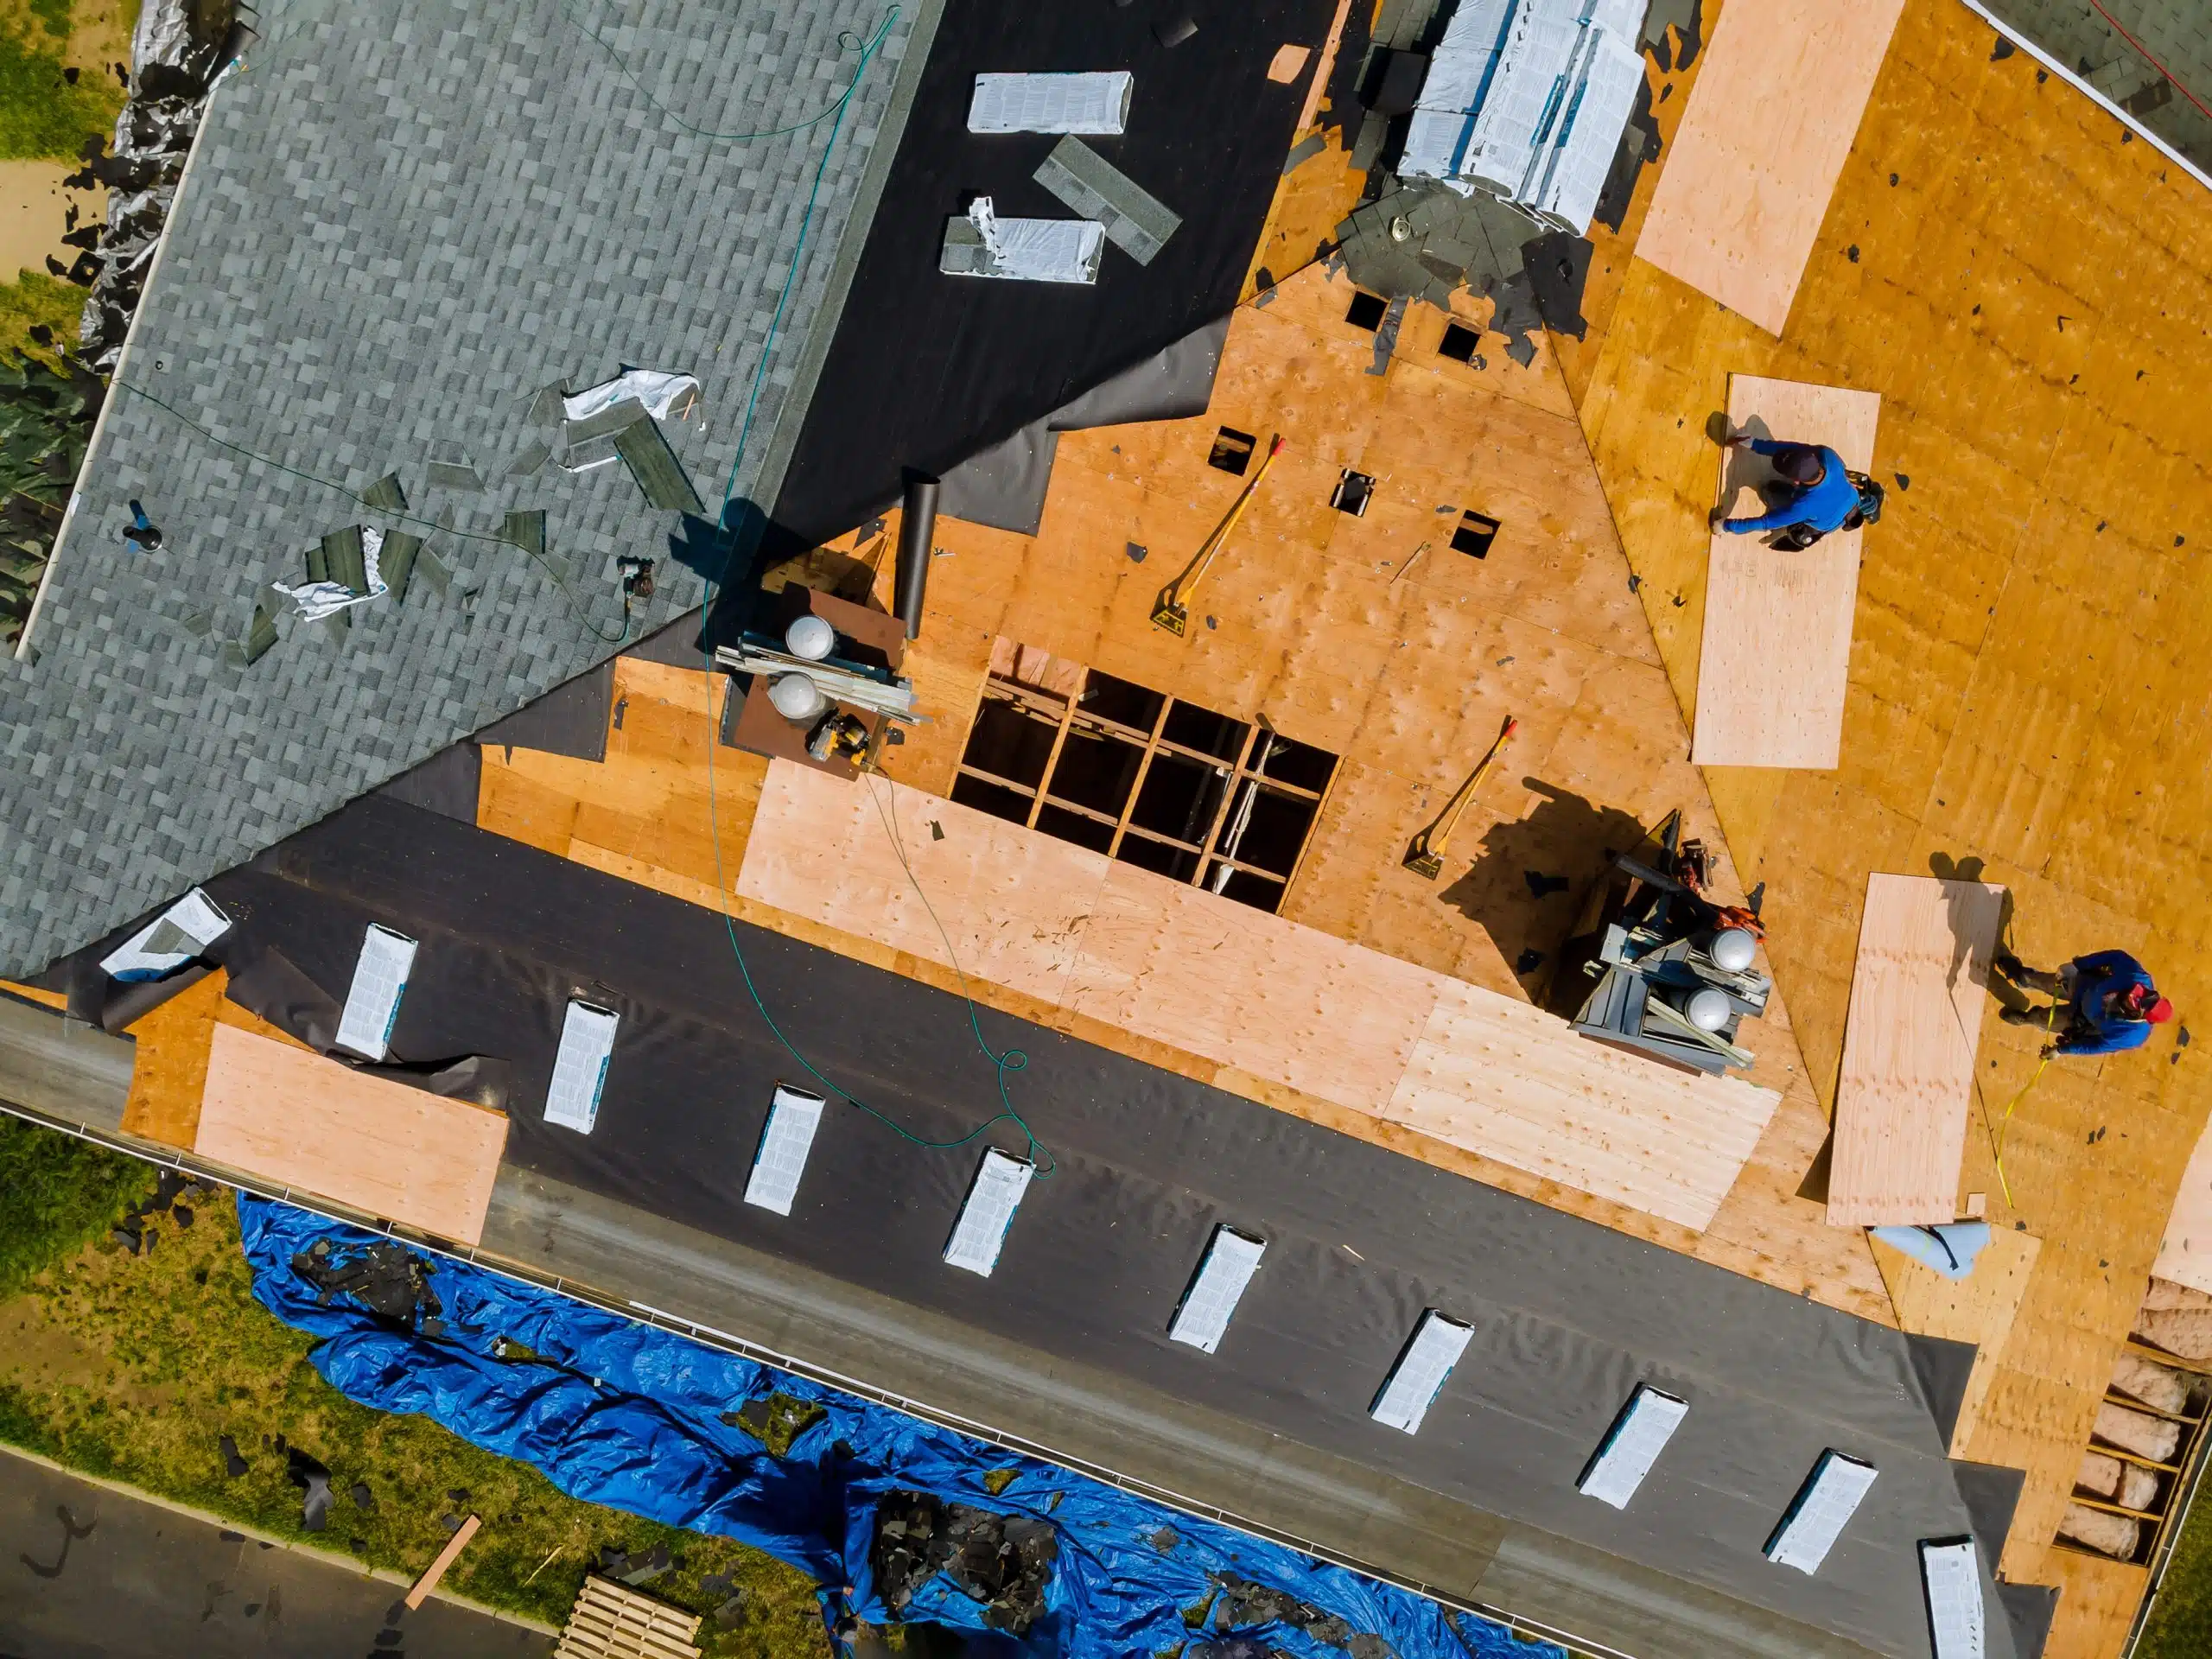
555,1575,702,1659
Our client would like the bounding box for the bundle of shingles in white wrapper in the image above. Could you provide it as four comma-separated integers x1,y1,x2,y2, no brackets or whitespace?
1399,0,1649,236
944,71,1179,284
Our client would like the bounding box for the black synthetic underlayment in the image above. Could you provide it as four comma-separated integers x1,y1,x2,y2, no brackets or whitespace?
1906,1333,1979,1453
938,316,1232,536
771,0,1345,548
476,658,613,763
1949,1462,2025,1573
217,938,512,1111
374,741,480,826
1998,1582,2056,1659
203,791,2017,1659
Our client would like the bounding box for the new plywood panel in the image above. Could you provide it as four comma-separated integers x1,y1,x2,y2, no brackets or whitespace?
740,760,1779,1230
1872,1224,2043,1461
1827,874,2004,1226
2153,1116,2212,1295
1693,374,1881,768
194,1024,508,1243
1635,0,1909,334
1386,979,1781,1230
2041,1548,2148,1659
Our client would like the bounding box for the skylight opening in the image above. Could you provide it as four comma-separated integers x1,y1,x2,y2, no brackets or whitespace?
744,1085,827,1217
334,923,417,1061
944,1147,1035,1276
1167,1225,1266,1353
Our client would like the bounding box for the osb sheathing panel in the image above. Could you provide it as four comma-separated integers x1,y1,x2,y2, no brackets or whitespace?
117,969,226,1147
1573,0,2211,1593
2043,1547,2149,1659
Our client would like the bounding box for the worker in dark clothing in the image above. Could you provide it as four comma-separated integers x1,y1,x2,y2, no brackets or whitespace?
1711,435,1876,546
1995,947,2173,1056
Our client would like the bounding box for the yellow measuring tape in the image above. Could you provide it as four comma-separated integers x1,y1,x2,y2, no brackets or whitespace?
1983,1001,2060,1209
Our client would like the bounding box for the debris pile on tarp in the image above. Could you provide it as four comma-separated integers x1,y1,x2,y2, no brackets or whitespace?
236,1193,1558,1659
291,1236,444,1328
873,1491,1058,1634
72,0,242,369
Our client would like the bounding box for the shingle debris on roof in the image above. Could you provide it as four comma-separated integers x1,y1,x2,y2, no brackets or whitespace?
0,0,912,977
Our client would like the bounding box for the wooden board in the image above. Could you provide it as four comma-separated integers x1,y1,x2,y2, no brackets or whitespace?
740,759,1780,1230
1827,874,2004,1227
118,969,226,1147
194,1024,508,1243
1692,374,1881,768
2154,1114,2212,1295
1871,1224,2043,1462
1386,979,1783,1230
1633,0,1908,335
405,1513,479,1610
2041,1547,2149,1659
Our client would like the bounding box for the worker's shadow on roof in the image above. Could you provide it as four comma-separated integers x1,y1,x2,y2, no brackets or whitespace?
1707,410,1780,515
683,499,827,652
1440,779,1647,999
1929,851,2019,1010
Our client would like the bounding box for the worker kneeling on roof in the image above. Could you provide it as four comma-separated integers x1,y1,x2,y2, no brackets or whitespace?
1713,434,1883,550
1995,945,2174,1056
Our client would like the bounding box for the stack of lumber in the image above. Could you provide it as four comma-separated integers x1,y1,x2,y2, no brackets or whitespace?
555,1576,702,1659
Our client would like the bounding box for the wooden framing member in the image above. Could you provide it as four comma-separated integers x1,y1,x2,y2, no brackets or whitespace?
957,646,1338,913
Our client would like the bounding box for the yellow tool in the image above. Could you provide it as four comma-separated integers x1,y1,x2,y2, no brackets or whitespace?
1403,714,1519,879
1151,433,1285,636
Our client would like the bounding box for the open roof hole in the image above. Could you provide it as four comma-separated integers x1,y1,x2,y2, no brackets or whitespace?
1345,289,1388,331
1332,470,1375,517
1046,727,1144,817
1438,322,1480,363
1452,510,1500,559
963,696,1058,786
1208,426,1255,475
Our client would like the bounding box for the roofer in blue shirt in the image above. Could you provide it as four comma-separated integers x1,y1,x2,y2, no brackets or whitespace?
1994,946,2174,1056
1709,434,1883,549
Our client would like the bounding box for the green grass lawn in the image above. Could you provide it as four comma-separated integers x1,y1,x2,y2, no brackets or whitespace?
2139,1480,2212,1658
0,1116,830,1656
0,266,87,367
0,0,124,160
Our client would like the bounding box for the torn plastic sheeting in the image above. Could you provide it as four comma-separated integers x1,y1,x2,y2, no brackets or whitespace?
236,1193,1556,1659
562,370,701,427
941,198,1103,285
273,526,389,620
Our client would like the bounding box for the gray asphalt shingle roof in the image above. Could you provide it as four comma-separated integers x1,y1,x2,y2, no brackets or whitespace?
0,0,912,976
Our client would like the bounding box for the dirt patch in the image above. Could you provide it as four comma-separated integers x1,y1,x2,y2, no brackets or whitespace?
0,157,100,277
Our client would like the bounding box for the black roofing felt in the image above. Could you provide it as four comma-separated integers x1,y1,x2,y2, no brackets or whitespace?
199,791,2013,1659
769,0,1365,546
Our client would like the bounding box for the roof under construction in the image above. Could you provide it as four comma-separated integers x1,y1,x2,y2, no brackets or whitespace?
5,3,2212,1659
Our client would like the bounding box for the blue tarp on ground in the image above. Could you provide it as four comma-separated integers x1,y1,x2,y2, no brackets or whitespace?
238,1193,1559,1659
